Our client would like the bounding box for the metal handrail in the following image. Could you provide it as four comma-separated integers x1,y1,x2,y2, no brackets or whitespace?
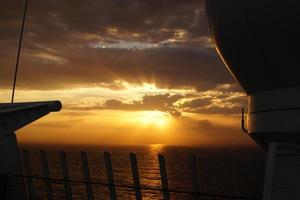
16,174,261,200
18,149,263,200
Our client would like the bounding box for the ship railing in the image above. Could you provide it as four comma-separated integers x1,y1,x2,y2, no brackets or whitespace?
16,149,262,200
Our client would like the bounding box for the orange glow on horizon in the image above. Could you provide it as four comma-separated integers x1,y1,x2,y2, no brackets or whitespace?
0,82,251,147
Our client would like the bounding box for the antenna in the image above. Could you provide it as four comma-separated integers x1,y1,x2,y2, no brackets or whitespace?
11,0,29,103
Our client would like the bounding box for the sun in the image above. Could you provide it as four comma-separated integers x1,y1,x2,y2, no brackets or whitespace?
136,111,170,127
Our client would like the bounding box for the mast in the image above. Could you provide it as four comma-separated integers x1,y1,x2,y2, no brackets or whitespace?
11,0,29,103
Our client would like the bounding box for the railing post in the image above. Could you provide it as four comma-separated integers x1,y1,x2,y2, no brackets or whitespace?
18,150,28,200
22,149,35,200
104,152,117,200
227,156,239,196
80,151,94,200
130,153,142,200
158,154,170,200
40,150,53,200
189,155,200,199
59,150,72,200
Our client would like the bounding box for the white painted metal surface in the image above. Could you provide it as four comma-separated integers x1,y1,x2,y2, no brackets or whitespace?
249,86,300,133
263,143,300,200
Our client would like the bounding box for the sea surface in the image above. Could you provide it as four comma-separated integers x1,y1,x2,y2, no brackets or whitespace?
19,144,266,200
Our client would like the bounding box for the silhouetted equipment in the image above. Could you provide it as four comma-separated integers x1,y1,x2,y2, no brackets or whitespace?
205,1,300,199
205,0,300,95
205,0,300,149
0,101,62,200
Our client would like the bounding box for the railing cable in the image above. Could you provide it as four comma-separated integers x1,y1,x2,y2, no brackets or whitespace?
15,174,261,200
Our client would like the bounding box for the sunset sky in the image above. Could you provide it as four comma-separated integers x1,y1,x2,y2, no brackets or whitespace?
0,0,255,147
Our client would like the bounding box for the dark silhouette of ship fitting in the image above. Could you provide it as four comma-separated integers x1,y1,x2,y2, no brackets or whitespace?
0,0,62,199
205,0,300,149
205,0,300,199
0,101,62,199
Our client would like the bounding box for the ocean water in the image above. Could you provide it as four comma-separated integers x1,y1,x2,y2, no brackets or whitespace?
20,145,265,200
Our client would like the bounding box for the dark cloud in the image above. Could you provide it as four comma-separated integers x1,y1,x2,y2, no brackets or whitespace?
25,0,208,42
67,93,183,117
66,89,246,116
1,45,232,90
197,119,212,129
183,94,247,115
0,0,234,91
177,117,241,139
188,106,243,115
180,97,212,108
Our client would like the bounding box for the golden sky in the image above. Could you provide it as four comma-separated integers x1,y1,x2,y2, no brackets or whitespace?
0,0,254,147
